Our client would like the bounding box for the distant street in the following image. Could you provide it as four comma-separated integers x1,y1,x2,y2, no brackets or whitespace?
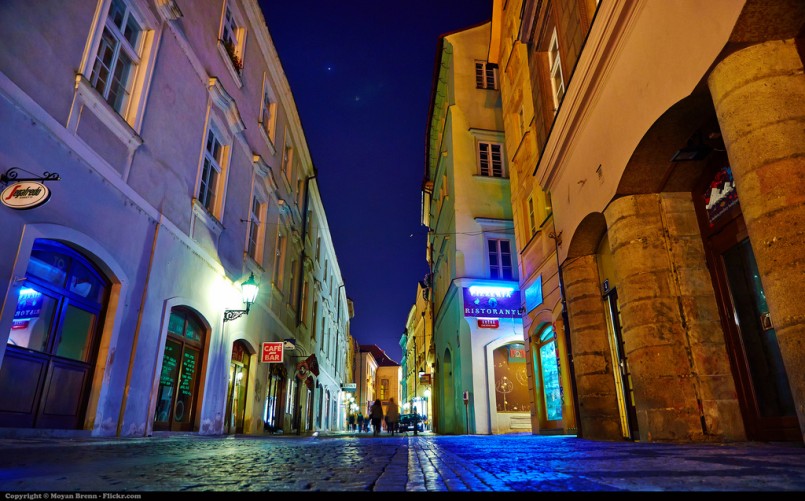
0,432,804,493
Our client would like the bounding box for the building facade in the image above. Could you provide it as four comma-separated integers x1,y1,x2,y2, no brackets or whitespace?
494,0,805,443
0,0,350,437
401,281,434,430
488,0,579,436
422,22,528,435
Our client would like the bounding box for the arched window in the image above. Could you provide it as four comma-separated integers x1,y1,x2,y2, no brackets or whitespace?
1,240,109,429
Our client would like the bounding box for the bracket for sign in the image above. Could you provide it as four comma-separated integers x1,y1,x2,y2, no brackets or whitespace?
1,167,61,187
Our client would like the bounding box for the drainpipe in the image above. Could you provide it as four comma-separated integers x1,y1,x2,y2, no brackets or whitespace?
335,283,345,384
549,228,582,437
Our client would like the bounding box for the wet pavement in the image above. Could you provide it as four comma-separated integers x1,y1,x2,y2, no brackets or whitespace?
0,431,803,494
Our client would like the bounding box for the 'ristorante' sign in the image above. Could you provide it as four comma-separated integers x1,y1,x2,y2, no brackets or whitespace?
463,286,521,318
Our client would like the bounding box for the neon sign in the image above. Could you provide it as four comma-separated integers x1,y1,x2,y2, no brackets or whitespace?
463,286,521,318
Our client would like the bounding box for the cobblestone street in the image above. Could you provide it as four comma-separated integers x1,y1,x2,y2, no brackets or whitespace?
0,433,804,494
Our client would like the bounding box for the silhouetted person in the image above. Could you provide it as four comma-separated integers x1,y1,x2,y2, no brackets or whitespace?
385,397,400,436
369,399,384,436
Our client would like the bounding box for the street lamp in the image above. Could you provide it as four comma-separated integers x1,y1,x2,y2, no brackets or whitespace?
224,272,259,322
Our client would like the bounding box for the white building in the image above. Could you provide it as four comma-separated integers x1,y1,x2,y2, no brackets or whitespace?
422,22,528,435
0,0,348,437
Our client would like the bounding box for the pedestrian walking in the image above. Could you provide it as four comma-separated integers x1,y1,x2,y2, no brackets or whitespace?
369,399,384,436
385,397,399,435
348,412,356,432
357,412,364,433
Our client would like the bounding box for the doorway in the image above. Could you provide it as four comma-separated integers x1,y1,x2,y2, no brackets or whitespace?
154,307,206,431
0,240,109,429
225,340,250,434
696,166,799,441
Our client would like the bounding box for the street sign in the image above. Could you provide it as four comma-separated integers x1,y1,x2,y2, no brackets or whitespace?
261,342,283,363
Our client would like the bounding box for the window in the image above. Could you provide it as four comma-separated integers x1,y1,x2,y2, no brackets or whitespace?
488,239,513,280
548,28,565,112
527,196,537,237
89,0,143,116
289,259,297,309
475,61,498,90
492,344,530,412
478,142,504,177
247,195,266,262
538,326,563,421
301,279,309,324
281,140,294,182
380,379,389,400
273,231,287,290
296,178,304,208
198,126,227,217
220,1,245,73
259,76,277,144
285,377,296,414
311,301,318,340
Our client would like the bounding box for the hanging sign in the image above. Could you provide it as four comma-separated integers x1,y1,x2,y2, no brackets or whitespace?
261,342,284,363
1,181,51,210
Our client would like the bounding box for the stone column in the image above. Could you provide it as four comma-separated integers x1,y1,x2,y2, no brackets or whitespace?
605,193,741,442
708,39,805,441
561,254,621,440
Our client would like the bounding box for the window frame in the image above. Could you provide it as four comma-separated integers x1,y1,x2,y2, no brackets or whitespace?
218,0,247,80
487,238,514,280
475,61,499,90
246,193,267,264
74,0,158,139
259,73,278,150
89,0,144,117
478,141,505,178
273,230,287,291
197,122,230,220
548,27,565,112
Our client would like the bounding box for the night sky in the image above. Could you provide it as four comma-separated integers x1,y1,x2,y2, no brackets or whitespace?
259,1,493,362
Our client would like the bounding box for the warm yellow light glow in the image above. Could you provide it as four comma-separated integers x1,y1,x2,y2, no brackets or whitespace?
241,272,259,304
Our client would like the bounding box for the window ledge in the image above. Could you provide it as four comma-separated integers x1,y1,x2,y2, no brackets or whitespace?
216,40,243,89
473,174,509,181
74,75,144,151
192,199,224,237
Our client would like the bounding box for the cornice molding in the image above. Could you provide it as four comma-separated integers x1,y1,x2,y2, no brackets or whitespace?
208,77,246,136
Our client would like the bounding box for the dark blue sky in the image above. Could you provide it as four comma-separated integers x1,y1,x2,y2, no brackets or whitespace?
259,1,493,362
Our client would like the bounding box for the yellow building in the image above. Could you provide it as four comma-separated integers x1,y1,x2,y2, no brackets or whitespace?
489,0,579,436
493,0,805,443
